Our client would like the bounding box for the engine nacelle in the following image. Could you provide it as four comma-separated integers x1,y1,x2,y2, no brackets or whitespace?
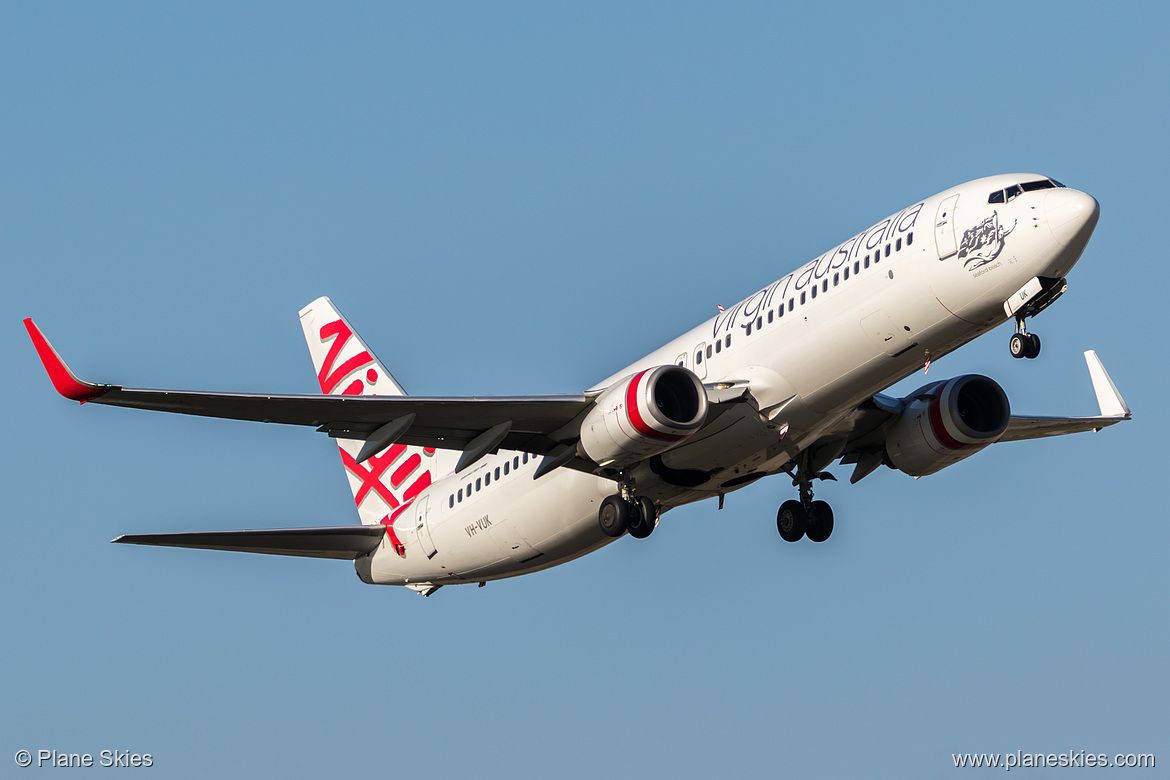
885,374,1010,477
579,366,708,468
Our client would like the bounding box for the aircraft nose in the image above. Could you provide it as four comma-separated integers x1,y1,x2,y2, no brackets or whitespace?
1047,189,1100,248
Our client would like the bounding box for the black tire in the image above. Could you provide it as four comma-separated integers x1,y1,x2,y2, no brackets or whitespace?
598,495,628,537
1009,333,1027,359
806,500,834,542
628,497,657,539
777,500,806,542
1027,332,1041,359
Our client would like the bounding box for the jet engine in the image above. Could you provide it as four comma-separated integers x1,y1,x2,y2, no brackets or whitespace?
885,375,1010,477
579,366,708,468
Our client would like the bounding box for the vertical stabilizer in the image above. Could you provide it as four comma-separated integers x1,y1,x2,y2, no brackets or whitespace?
298,298,456,548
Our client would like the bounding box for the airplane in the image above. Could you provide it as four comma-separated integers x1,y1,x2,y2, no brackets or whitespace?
25,173,1131,596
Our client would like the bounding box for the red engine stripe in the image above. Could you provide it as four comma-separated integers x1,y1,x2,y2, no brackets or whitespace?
625,369,686,442
927,384,974,451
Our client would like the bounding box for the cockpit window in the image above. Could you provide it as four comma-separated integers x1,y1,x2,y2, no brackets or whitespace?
988,178,1066,203
1021,179,1056,192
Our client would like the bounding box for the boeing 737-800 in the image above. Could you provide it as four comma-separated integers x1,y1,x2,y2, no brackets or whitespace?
26,173,1130,596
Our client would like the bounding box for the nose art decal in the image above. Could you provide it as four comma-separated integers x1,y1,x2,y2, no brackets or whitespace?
956,212,1016,271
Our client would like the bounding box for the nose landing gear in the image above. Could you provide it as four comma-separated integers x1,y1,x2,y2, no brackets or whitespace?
1005,277,1066,360
1009,316,1041,359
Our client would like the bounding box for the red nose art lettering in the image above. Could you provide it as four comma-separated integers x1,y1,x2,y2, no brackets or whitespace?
317,319,374,394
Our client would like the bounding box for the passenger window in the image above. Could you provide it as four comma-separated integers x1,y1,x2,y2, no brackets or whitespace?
745,321,752,336
885,244,891,257
853,260,859,274
833,273,839,286
811,285,817,299
788,298,794,312
476,478,481,491
467,483,472,495
457,489,463,502
989,190,1005,204
896,238,902,251
757,316,763,329
449,495,455,508
706,345,712,358
514,456,520,469
767,310,773,323
907,232,913,246
495,467,501,480
523,453,528,464
843,267,850,280
484,473,490,486
696,350,703,364
822,279,828,292
778,306,784,318
864,256,870,268
800,291,806,305
504,461,510,475
725,335,731,348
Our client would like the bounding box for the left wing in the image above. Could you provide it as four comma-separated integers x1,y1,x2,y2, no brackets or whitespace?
834,350,1130,483
998,350,1130,442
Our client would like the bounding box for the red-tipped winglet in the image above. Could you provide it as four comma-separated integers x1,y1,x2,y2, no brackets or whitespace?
23,318,110,403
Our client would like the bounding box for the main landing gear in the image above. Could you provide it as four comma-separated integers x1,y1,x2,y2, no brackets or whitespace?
598,479,658,540
1009,315,1041,360
777,456,835,543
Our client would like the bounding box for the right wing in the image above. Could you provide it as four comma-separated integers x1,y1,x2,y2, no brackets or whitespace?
25,318,751,478
25,317,592,458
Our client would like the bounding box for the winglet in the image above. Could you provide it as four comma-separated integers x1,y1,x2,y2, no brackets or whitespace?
23,318,110,403
1084,350,1130,418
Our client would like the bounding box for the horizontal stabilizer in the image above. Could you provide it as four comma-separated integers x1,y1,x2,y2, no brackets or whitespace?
112,526,386,560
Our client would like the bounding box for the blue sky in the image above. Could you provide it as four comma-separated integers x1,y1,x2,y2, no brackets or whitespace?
3,3,1166,777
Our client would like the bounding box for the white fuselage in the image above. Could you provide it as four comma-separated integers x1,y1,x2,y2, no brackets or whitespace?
356,174,1099,588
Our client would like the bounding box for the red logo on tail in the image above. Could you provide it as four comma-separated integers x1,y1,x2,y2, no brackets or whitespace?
319,317,436,557
317,319,373,394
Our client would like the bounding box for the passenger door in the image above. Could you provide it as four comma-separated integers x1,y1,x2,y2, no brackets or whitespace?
934,194,960,259
414,496,437,559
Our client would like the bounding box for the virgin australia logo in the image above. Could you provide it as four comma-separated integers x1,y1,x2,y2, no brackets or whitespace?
957,212,1016,270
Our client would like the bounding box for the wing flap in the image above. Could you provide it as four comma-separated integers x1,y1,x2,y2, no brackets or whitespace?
91,386,589,446
112,526,387,560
